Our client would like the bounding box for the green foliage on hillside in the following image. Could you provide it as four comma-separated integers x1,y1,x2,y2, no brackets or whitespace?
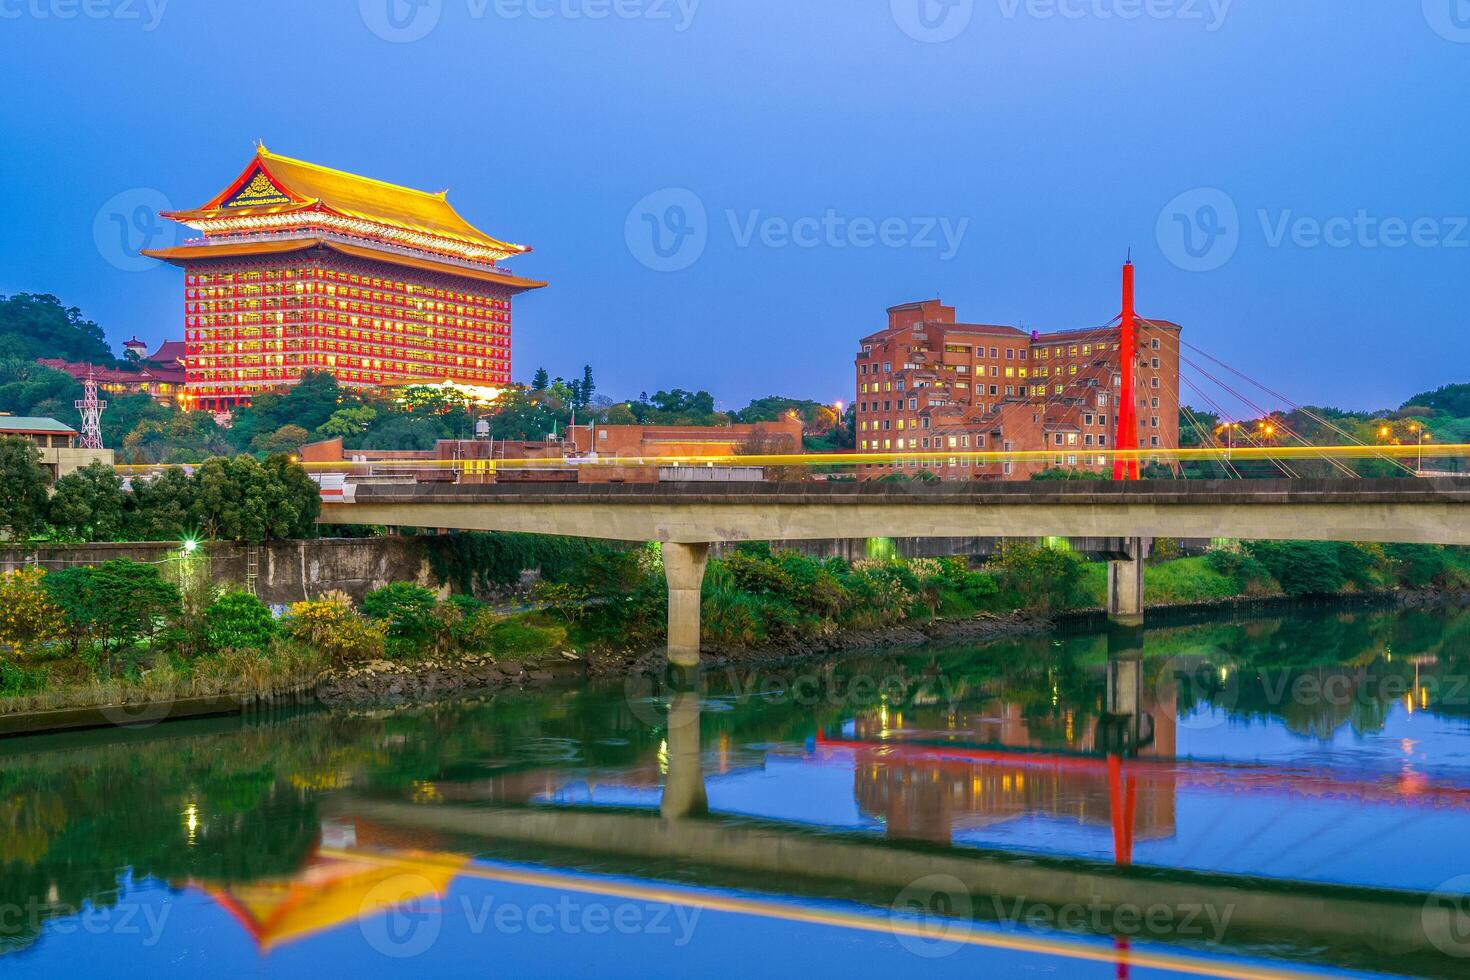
0,294,114,363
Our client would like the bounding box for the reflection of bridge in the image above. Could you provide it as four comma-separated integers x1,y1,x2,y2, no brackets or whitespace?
317,693,1464,978
322,478,1470,664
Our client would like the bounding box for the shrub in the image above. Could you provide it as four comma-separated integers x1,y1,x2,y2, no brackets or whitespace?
532,580,591,624
1205,547,1275,594
362,583,441,645
284,592,387,665
1245,541,1346,596
723,551,797,596
203,591,277,653
990,543,1089,612
1384,544,1449,589
845,560,919,625
0,568,63,655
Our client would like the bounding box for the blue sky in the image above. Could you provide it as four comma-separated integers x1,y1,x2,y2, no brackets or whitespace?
1,0,1467,410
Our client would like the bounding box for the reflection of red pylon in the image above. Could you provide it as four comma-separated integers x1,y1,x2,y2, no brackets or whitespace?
1114,935,1131,979
1107,754,1137,866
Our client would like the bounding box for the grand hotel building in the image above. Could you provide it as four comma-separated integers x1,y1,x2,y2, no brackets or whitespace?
855,299,1181,480
145,147,545,410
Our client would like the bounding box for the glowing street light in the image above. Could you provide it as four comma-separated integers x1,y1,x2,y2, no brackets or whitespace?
181,538,198,555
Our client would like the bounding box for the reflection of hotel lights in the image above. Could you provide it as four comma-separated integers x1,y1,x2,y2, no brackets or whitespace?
184,803,199,845
657,739,669,775
1405,694,1414,715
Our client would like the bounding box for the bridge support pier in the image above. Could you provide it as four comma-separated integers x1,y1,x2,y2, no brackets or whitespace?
1106,537,1149,628
664,542,710,668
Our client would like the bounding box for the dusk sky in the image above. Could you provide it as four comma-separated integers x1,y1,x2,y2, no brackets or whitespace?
2,1,1467,411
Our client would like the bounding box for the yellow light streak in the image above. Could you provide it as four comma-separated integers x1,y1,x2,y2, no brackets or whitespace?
319,847,1333,980
111,443,1470,476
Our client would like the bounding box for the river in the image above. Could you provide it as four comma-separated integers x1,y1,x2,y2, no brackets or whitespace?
3,604,1470,978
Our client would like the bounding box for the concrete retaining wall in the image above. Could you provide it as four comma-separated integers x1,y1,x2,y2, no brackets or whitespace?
0,538,440,606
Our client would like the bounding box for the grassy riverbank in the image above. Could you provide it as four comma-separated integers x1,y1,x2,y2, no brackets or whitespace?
4,538,1470,722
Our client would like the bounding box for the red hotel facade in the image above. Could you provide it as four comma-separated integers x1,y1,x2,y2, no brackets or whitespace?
145,147,545,410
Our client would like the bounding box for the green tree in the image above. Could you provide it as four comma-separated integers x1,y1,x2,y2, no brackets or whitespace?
102,393,173,453
252,424,311,456
44,560,181,661
0,359,82,423
0,293,114,363
121,411,230,465
48,462,127,541
360,414,450,451
203,591,277,652
0,435,51,540
362,583,440,648
531,367,550,391
1404,383,1470,417
315,406,378,441
126,467,198,541
191,455,319,543
227,371,344,451
42,566,105,654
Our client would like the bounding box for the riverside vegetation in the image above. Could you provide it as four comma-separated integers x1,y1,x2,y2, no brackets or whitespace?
4,533,1470,714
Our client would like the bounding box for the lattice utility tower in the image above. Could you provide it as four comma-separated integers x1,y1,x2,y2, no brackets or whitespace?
74,371,106,449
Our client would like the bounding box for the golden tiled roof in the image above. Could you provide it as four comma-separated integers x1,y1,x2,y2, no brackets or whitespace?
164,146,528,257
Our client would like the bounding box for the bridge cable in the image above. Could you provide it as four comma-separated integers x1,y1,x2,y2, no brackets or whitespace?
1177,337,1417,477
1146,322,1352,478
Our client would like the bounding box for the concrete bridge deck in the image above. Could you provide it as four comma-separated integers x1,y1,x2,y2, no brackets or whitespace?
320,478,1470,664
323,478,1470,546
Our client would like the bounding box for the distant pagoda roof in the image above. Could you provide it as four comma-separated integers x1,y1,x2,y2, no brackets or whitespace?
156,146,531,263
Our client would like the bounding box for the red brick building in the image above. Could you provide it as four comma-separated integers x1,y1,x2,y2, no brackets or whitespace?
855,299,1180,480
144,146,545,410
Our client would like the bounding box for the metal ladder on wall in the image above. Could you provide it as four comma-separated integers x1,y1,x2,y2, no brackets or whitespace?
245,545,260,595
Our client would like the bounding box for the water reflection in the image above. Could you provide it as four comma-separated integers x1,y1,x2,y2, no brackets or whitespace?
5,604,1470,976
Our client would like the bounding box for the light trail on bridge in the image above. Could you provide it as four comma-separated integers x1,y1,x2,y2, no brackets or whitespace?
111,443,1470,476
